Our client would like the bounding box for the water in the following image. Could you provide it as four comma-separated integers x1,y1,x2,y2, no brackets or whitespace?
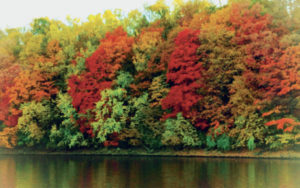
0,155,299,188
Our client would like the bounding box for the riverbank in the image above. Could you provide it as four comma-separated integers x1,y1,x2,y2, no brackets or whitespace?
1,148,300,159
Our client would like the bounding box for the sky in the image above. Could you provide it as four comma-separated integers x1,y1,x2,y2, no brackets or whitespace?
0,0,175,30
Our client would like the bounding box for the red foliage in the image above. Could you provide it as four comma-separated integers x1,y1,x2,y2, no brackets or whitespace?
230,2,281,88
68,27,134,135
76,117,94,137
103,133,119,147
259,45,300,99
68,74,112,114
85,27,134,79
265,118,300,132
0,65,20,127
161,29,208,128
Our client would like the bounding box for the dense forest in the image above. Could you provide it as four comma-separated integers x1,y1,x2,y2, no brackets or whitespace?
0,0,299,151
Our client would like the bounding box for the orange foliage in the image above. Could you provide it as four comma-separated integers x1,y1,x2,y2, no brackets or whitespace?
0,127,17,148
259,45,300,99
8,68,58,114
46,40,61,58
230,2,281,89
262,106,281,117
189,12,210,30
265,118,300,132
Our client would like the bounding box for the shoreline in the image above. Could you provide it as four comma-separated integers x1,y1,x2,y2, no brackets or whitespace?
1,148,300,159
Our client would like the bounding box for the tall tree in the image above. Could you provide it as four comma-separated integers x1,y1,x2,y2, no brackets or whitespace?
162,28,207,128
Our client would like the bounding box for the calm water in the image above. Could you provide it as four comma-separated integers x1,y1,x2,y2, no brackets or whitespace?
0,155,299,188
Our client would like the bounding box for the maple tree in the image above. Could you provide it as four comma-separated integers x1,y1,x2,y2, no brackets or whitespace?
265,118,300,132
0,29,23,127
259,45,300,99
161,28,207,128
0,65,20,127
68,27,134,135
258,46,300,132
230,2,281,89
8,65,58,114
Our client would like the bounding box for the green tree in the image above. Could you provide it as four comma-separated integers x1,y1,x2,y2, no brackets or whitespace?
162,113,202,147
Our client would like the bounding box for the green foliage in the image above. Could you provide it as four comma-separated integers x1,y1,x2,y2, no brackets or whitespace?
17,100,59,147
116,71,134,88
229,113,267,149
31,18,50,35
216,134,231,151
206,135,216,149
130,93,163,149
92,88,129,144
47,92,87,149
265,132,299,150
56,92,77,123
247,136,256,151
162,113,201,147
122,10,149,36
49,124,87,149
0,121,5,131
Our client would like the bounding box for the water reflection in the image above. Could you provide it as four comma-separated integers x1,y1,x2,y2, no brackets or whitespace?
0,155,299,188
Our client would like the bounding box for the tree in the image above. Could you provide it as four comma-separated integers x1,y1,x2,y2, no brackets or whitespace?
92,88,129,147
131,27,164,95
162,113,201,147
161,28,207,128
259,45,300,99
17,101,59,147
133,27,163,72
8,64,58,115
230,2,281,89
31,18,51,35
68,27,134,135
0,65,20,127
196,6,244,128
149,75,169,107
129,93,163,149
48,92,87,149
258,33,300,133
0,127,17,148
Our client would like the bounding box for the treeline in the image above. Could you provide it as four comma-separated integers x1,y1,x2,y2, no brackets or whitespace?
0,0,299,151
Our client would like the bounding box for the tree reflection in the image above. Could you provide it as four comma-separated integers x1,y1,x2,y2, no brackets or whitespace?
0,156,299,188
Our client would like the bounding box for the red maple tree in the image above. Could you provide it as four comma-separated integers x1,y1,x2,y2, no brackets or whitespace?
161,28,208,128
0,65,20,127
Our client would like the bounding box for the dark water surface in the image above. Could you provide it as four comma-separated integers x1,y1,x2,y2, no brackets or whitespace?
0,155,299,188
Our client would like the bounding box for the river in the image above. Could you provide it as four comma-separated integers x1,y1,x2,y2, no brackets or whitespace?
0,155,299,188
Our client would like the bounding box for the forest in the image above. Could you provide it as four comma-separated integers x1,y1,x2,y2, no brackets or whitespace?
0,0,299,151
